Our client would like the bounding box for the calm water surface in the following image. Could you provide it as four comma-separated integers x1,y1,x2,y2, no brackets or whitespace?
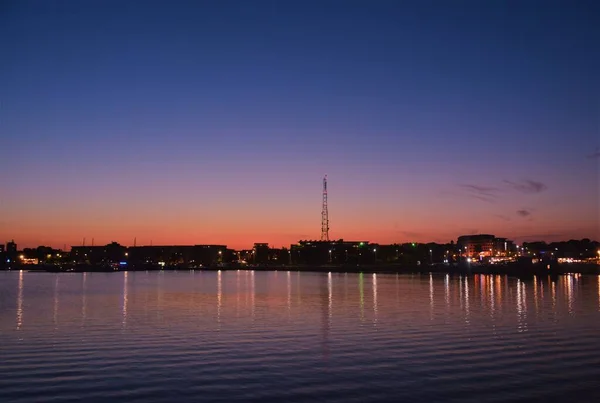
1,271,600,402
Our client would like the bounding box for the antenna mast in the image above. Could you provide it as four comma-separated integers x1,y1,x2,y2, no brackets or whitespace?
321,175,329,241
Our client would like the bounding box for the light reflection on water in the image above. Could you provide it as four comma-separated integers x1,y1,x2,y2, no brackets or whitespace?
1,271,600,403
16,271,23,331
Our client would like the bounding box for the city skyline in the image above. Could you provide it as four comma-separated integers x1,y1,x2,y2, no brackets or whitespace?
2,1,599,250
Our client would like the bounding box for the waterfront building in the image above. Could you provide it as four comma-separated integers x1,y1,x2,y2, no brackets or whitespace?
127,244,229,267
6,240,17,262
71,242,127,264
457,234,516,260
291,239,372,265
457,234,495,259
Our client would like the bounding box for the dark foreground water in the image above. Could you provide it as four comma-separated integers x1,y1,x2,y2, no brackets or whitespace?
1,271,600,403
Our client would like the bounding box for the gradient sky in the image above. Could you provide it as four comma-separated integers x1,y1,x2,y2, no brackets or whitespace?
1,0,599,250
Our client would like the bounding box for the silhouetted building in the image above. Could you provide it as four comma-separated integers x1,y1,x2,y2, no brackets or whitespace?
493,238,514,256
457,234,515,259
457,234,495,259
22,246,62,263
253,243,270,264
0,244,5,267
127,245,229,267
71,242,126,264
6,240,17,262
291,239,373,265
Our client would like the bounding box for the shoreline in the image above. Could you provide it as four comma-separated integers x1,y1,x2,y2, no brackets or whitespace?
4,262,599,277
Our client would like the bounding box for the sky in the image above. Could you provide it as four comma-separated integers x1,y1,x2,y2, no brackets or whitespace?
1,0,599,250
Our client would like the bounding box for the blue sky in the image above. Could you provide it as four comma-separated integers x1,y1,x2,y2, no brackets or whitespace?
1,0,598,248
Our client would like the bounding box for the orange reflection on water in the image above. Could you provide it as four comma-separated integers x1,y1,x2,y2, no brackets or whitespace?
16,270,23,331
329,272,333,319
217,270,222,327
53,276,59,328
287,271,292,314
464,276,470,325
565,275,574,315
516,280,528,333
82,272,87,324
6,271,600,342
372,273,378,326
122,272,128,328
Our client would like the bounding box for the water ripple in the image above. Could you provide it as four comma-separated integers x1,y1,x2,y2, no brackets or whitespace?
1,271,600,402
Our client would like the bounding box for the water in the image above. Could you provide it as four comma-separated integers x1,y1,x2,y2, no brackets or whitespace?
1,271,600,402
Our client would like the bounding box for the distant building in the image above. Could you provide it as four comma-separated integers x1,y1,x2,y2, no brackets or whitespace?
0,244,5,267
493,237,514,256
457,234,515,259
457,234,495,259
71,242,126,264
127,244,229,267
253,243,270,264
6,240,17,262
291,239,372,265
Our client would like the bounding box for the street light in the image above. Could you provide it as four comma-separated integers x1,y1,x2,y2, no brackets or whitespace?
373,248,377,262
328,249,332,263
429,249,432,265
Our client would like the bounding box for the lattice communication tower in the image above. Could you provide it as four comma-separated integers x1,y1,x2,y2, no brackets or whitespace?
321,175,329,241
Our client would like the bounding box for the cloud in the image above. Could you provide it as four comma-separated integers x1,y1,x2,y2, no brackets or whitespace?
494,214,511,221
458,184,500,203
504,180,547,194
397,230,423,238
513,233,564,242
587,148,600,159
516,209,531,217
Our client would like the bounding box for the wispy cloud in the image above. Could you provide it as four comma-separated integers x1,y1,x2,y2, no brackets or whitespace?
397,230,423,238
504,180,547,194
458,184,500,203
494,214,511,221
513,233,564,242
516,209,531,217
587,147,600,159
